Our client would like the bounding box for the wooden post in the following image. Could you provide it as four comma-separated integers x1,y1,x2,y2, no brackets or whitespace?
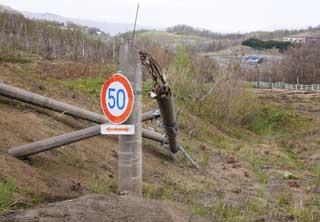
118,44,142,196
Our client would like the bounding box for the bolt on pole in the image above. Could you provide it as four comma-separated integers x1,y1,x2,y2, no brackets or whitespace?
118,44,142,196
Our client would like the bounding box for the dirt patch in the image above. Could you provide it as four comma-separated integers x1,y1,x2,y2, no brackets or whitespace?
0,194,208,222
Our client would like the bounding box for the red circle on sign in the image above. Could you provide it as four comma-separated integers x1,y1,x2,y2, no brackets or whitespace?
100,73,134,124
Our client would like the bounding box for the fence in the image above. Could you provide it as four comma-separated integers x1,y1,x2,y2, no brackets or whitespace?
249,81,320,91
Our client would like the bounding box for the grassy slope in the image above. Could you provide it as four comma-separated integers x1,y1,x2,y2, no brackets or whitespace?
0,55,319,221
137,30,212,49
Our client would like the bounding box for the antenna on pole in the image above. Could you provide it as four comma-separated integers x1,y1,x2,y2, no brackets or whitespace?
131,3,140,47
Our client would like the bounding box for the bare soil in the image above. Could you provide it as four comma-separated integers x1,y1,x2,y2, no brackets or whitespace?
0,194,208,222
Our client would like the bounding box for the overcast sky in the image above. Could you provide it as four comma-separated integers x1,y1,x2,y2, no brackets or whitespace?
0,0,319,33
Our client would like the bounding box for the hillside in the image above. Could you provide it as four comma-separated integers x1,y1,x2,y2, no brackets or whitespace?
0,49,320,221
0,7,320,222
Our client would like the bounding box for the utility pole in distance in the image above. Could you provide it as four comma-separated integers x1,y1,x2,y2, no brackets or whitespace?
118,44,142,196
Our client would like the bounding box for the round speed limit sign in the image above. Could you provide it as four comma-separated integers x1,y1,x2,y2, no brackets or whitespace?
100,73,134,124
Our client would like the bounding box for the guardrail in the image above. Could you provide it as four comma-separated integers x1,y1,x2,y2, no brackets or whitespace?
249,81,320,91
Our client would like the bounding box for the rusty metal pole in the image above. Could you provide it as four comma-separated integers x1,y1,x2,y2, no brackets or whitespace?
118,44,142,196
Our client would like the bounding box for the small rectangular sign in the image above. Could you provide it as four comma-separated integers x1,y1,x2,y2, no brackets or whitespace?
101,124,135,135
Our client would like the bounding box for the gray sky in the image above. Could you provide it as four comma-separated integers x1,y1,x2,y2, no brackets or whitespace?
0,0,319,33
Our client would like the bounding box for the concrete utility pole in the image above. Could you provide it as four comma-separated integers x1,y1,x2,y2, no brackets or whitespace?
118,44,142,196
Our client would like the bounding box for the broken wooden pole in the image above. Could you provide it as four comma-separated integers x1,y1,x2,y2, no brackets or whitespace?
118,44,142,196
0,82,159,123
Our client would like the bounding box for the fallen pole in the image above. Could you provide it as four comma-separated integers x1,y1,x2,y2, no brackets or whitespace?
8,125,101,158
0,82,163,142
8,125,164,158
0,82,159,123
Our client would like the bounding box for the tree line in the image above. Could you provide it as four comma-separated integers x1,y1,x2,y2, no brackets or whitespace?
244,42,320,84
0,12,114,63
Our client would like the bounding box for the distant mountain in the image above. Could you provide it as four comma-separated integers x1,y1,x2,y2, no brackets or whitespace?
22,11,152,36
0,4,21,15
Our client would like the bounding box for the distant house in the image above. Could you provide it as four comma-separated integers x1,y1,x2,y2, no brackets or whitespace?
283,36,320,44
282,36,306,44
245,56,263,65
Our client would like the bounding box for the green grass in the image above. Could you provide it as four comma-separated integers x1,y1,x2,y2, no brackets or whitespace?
0,54,31,64
198,151,210,168
142,81,153,97
138,31,208,43
0,177,16,212
242,105,309,138
63,77,106,97
88,177,110,194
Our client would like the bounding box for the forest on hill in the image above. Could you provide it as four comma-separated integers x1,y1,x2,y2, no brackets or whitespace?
0,12,113,63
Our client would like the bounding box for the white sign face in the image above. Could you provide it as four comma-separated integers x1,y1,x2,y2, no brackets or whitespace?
100,73,134,125
101,124,135,135
105,81,129,117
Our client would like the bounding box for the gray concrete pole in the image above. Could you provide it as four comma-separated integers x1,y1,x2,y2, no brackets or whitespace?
8,126,165,159
157,93,179,153
8,125,101,158
118,44,142,196
0,82,159,123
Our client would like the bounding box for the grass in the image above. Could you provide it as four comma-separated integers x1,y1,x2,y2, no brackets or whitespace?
0,177,16,212
198,151,210,168
242,105,309,138
138,31,208,43
0,54,31,64
88,176,110,194
63,77,106,97
315,163,320,177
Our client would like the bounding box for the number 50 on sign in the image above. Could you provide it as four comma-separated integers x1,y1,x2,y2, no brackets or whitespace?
100,73,135,134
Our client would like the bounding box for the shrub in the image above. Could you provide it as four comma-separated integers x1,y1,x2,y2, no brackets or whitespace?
270,42,320,84
169,47,256,128
242,38,291,52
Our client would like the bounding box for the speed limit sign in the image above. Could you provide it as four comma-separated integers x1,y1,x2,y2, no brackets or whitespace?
100,73,134,133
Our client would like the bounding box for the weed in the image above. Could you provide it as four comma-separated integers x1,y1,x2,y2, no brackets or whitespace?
277,194,289,207
242,105,308,138
143,183,158,199
88,177,109,194
0,54,31,64
63,77,106,97
0,177,16,212
258,172,269,184
199,151,209,168
315,163,320,177
142,81,153,97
